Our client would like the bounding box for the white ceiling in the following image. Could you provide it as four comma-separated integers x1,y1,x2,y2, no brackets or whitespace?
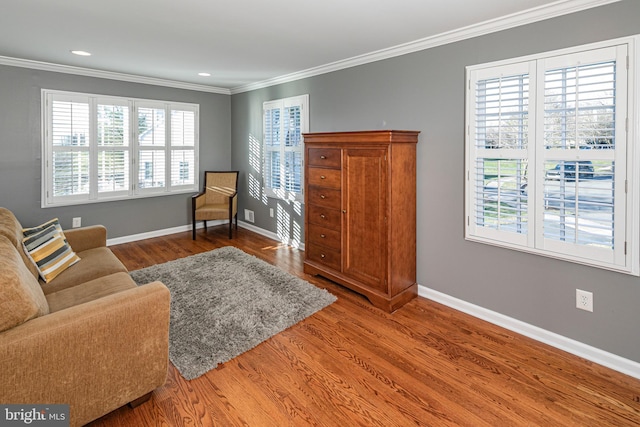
0,0,618,93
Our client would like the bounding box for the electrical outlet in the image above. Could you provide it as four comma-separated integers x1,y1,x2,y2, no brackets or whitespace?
72,217,81,228
244,209,254,223
576,289,593,312
270,208,274,218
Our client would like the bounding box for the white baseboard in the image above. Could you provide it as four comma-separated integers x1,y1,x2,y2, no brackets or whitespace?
108,225,636,380
106,220,305,251
418,285,640,380
106,221,224,246
238,220,306,250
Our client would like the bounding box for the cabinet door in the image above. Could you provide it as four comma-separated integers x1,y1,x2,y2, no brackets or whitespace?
343,148,387,293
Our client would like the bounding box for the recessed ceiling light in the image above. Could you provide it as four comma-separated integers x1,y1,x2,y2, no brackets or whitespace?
71,50,92,56
198,72,211,77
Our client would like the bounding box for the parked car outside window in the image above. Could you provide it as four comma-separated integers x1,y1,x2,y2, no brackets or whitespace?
545,161,594,181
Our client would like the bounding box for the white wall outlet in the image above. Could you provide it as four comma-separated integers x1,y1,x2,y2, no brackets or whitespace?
576,289,593,312
72,217,81,228
244,209,254,223
270,208,274,218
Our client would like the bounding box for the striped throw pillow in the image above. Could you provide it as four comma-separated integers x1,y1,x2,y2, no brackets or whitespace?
22,219,80,283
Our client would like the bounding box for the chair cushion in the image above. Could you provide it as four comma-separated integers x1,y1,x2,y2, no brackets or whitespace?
46,272,137,313
22,219,80,283
40,247,128,295
195,203,230,220
0,236,49,332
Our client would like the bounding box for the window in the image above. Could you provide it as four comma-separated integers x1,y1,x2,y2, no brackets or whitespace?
263,94,309,201
42,90,199,206
466,37,639,275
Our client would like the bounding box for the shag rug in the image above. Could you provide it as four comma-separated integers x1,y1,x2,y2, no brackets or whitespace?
129,246,336,380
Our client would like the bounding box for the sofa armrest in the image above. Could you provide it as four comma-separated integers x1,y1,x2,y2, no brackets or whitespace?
0,281,170,427
64,225,107,252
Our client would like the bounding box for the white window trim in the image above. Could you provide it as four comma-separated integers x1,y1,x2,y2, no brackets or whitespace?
465,35,639,276
262,94,309,203
41,89,199,207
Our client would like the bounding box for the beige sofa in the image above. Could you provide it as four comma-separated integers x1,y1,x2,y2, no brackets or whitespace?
0,207,171,427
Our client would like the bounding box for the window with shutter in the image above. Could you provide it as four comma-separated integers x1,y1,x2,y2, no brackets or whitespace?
50,97,90,199
263,94,308,201
466,37,638,275
170,109,196,187
42,90,199,206
137,105,166,190
97,102,129,195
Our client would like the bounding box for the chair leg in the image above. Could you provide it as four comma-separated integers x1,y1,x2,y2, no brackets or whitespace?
192,221,196,240
228,218,232,239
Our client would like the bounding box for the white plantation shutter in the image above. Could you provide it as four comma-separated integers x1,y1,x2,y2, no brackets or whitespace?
137,105,166,190
263,95,308,200
97,102,129,195
466,39,636,274
264,105,282,190
470,63,532,247
43,90,199,206
283,103,303,193
537,47,627,266
50,97,90,199
170,108,197,187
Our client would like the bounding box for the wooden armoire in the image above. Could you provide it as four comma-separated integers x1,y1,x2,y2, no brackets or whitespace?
303,130,419,312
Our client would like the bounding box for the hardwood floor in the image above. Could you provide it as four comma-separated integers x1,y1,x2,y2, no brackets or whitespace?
89,225,640,426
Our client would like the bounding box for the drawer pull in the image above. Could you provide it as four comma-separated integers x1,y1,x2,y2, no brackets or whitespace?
320,214,326,219
320,234,326,238
320,175,326,179
342,210,347,214
321,254,326,259
320,194,326,199
320,155,327,159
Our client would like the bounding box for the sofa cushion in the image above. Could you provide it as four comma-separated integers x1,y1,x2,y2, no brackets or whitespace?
0,236,49,332
46,272,137,313
40,247,128,295
0,207,39,279
22,219,80,283
22,217,64,238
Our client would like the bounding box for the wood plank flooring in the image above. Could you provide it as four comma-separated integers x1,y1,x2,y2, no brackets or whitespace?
89,225,640,426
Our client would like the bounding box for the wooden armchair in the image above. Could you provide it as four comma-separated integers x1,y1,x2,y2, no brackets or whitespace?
192,171,239,239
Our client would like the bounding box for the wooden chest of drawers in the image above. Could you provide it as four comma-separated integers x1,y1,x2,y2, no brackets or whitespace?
305,148,343,271
303,130,419,312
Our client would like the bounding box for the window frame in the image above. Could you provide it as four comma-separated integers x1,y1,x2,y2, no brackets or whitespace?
41,89,199,207
465,36,639,276
262,94,309,202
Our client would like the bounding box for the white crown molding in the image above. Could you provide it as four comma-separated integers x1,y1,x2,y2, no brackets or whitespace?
0,0,620,95
230,0,621,94
0,55,231,95
419,286,640,380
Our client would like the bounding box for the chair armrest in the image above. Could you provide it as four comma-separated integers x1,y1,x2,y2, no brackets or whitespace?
0,282,170,426
192,192,206,210
64,225,107,252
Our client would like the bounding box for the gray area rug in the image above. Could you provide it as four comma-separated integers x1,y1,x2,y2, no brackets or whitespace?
129,246,336,380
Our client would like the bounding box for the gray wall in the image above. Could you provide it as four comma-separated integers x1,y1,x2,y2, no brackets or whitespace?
0,65,231,238
231,0,640,363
